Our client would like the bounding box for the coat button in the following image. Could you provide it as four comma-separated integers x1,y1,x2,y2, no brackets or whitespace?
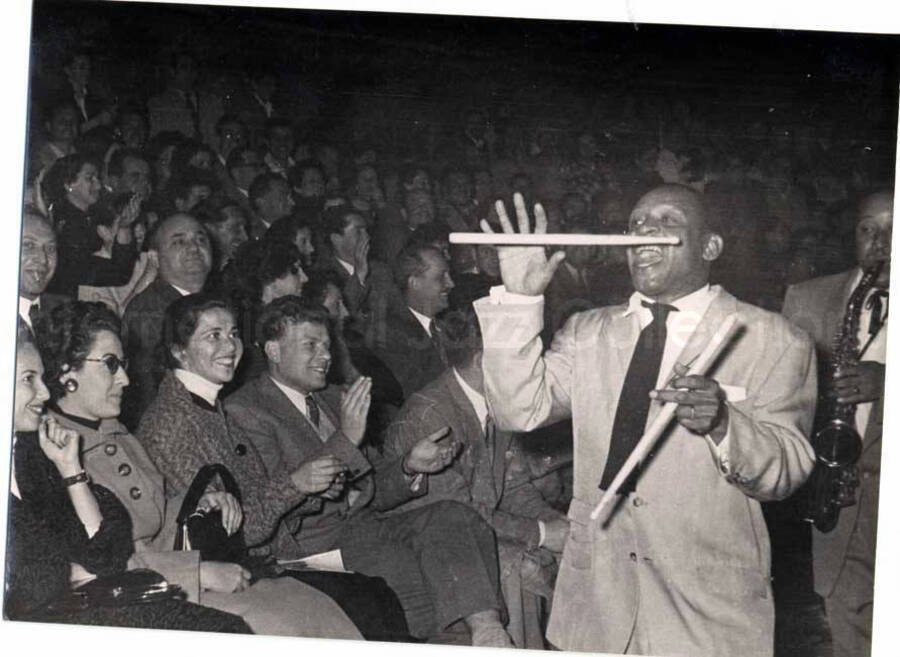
633,497,644,507
629,552,637,562
129,487,142,500
235,443,247,456
118,463,132,476
104,443,118,456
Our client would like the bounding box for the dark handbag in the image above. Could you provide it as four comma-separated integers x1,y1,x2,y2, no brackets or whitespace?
174,464,247,564
44,569,186,613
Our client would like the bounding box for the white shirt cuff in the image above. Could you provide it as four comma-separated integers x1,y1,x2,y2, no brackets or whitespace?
538,520,546,547
487,285,544,305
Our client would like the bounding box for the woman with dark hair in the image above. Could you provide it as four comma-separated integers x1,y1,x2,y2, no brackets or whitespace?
32,300,362,639
135,293,411,641
43,154,138,298
265,213,316,268
7,323,250,633
221,237,309,386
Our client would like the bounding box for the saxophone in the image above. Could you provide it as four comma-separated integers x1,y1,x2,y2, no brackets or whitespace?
802,260,884,533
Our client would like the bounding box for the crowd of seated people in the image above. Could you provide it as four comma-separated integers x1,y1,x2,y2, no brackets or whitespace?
9,38,896,655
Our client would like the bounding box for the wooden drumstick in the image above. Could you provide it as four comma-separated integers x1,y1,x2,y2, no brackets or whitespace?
590,314,741,522
448,233,680,246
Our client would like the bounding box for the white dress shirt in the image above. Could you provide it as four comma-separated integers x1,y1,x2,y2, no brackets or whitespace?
18,296,37,329
408,306,433,337
849,268,888,437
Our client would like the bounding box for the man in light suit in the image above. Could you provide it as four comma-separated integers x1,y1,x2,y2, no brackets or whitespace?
473,185,817,656
225,297,514,647
782,189,892,657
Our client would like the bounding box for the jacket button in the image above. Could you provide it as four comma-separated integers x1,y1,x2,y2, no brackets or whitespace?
129,487,142,500
118,463,132,476
629,552,637,562
633,497,644,507
235,443,247,456
104,443,118,456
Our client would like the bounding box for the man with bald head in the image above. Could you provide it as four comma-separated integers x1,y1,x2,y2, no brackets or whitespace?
474,184,817,656
783,189,893,657
18,211,66,333
121,213,213,428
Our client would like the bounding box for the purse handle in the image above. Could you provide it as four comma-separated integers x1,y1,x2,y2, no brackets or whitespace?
174,463,243,551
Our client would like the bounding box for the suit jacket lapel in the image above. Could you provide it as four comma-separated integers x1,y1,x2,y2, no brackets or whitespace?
445,372,500,505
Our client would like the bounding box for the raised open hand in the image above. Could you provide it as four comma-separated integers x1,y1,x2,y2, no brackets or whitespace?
480,192,566,296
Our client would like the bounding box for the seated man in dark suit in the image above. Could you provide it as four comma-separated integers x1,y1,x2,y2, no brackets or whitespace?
383,304,568,648
18,211,68,333
370,242,454,400
248,172,295,240
225,297,513,647
316,204,397,327
121,212,212,428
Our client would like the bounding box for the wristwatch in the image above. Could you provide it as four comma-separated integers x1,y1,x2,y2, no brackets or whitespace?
62,470,90,487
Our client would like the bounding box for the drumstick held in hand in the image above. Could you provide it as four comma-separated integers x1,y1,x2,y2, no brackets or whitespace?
590,314,741,522
449,233,680,246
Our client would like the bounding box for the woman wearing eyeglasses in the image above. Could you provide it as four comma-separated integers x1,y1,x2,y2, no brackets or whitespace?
33,300,362,639
7,323,250,633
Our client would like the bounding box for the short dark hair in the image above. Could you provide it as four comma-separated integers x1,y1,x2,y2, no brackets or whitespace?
44,153,101,207
224,237,302,306
161,293,235,369
107,147,148,179
266,212,311,244
321,204,362,238
439,304,482,367
393,243,442,292
257,295,330,347
248,172,287,208
287,159,325,189
34,300,121,401
193,195,244,228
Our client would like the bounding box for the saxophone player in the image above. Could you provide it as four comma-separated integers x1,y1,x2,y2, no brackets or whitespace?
783,189,893,657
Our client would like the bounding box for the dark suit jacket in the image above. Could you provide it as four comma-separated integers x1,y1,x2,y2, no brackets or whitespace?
383,370,562,546
225,374,423,557
783,268,884,597
370,305,447,400
121,278,183,429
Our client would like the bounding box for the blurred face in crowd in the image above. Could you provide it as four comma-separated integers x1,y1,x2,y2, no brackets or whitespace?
47,105,79,143
59,330,129,421
175,184,212,212
119,112,147,149
155,214,212,291
206,206,248,265
15,341,50,432
189,149,213,170
405,189,435,228
257,178,295,222
268,320,331,394
626,186,722,304
322,283,349,322
577,133,597,161
294,226,315,267
111,155,152,199
475,244,500,280
217,120,246,159
407,248,454,317
331,214,368,263
262,261,308,304
855,191,893,288
296,168,325,199
20,214,58,300
67,162,102,209
355,166,382,202
473,170,492,203
230,151,264,191
404,169,431,194
65,55,91,88
443,172,472,206
268,125,294,163
175,308,243,386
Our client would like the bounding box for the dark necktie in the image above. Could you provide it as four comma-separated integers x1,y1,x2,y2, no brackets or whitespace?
866,289,889,338
599,300,677,494
431,324,448,367
306,394,320,429
28,303,41,331
484,414,497,466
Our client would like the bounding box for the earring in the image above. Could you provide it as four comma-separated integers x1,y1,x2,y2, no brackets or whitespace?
60,363,71,373
64,379,79,393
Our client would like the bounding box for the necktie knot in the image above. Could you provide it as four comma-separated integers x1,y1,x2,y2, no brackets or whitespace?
641,300,677,325
866,289,889,337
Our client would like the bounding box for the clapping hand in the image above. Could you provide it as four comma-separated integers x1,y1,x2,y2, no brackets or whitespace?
480,192,566,296
340,376,372,446
291,456,347,496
